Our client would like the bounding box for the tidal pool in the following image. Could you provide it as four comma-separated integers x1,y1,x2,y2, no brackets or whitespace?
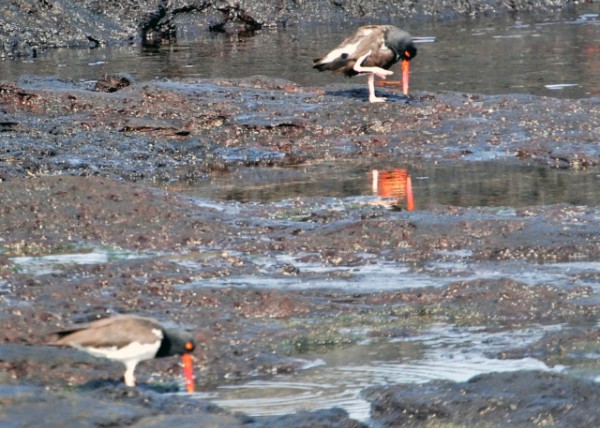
192,324,563,422
179,161,600,209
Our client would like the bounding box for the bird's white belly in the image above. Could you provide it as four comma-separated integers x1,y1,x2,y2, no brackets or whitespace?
75,328,163,364
80,340,161,363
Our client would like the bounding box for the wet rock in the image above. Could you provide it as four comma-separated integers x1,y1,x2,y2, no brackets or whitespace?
0,0,141,58
0,120,18,132
84,383,232,416
120,117,190,137
0,175,233,252
0,383,252,428
280,263,301,276
251,408,367,428
365,371,600,427
2,78,599,183
206,3,265,32
130,413,246,428
0,379,366,427
0,384,150,428
95,73,134,93
213,147,286,164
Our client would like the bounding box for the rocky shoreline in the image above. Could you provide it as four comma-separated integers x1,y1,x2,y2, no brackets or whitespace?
2,1,600,427
1,73,600,426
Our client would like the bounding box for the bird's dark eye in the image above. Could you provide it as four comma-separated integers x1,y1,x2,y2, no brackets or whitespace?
341,53,349,59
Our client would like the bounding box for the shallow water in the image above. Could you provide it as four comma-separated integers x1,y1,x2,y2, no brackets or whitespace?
179,251,600,294
193,324,563,422
10,249,151,276
180,161,600,209
2,7,600,98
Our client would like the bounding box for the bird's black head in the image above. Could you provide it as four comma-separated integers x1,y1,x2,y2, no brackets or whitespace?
402,43,417,61
156,328,195,358
386,27,418,62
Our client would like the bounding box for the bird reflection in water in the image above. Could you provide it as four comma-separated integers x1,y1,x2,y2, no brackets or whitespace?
371,168,414,211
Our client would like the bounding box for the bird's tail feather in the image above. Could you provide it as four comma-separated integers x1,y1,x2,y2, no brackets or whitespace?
313,57,351,73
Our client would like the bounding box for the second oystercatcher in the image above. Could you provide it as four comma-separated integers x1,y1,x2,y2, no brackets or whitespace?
52,315,195,391
313,25,417,103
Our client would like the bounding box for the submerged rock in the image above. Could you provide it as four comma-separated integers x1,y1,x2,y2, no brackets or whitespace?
95,73,134,93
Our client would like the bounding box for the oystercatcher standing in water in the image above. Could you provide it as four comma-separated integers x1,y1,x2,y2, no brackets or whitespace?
313,25,417,103
52,315,195,391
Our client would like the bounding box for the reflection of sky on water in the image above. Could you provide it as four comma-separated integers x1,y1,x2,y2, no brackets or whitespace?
10,250,153,276
180,252,600,292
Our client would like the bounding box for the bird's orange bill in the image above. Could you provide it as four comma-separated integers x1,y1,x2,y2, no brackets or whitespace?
375,60,410,95
406,176,415,211
182,353,194,393
402,59,410,96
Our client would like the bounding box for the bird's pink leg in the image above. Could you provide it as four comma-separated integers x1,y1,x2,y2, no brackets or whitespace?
353,51,394,79
124,361,137,387
367,74,386,103
354,51,392,103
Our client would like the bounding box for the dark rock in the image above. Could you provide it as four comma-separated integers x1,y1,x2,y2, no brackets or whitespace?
130,413,246,428
213,147,286,164
250,408,367,428
0,384,150,428
365,371,600,427
95,73,135,93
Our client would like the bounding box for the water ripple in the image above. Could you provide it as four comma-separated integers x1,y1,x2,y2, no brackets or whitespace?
193,324,564,422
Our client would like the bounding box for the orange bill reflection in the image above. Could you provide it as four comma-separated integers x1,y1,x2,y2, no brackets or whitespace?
182,353,195,393
371,168,415,211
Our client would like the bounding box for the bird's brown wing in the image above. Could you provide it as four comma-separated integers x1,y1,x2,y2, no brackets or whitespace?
313,26,393,76
52,316,163,349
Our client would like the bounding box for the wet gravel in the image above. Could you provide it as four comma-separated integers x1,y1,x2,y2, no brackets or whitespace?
1,69,600,425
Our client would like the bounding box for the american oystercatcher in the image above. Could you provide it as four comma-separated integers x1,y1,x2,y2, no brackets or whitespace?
313,25,417,103
52,315,195,391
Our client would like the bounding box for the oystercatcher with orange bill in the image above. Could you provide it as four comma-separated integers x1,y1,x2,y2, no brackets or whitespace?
52,315,195,391
313,25,417,103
